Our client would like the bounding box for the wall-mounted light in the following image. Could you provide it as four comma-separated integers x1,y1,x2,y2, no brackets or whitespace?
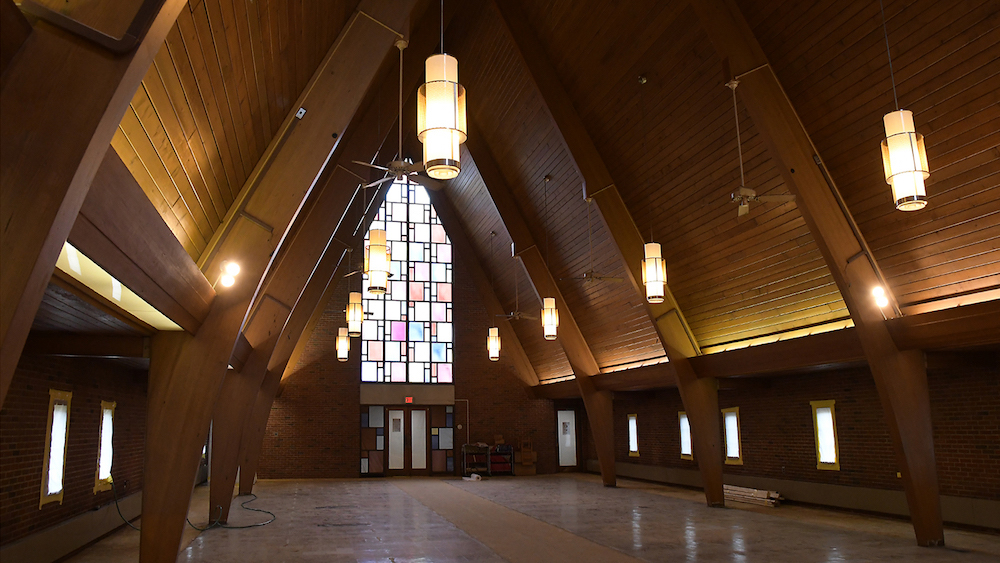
365,229,390,295
346,291,363,337
541,297,559,341
642,242,666,304
872,286,889,309
337,327,350,362
488,326,500,361
219,261,240,288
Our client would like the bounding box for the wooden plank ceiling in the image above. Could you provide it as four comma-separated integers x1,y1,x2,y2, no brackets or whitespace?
94,0,997,381
112,0,359,259
738,0,1000,308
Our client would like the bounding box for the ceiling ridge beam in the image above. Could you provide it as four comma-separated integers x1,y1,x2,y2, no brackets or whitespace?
690,0,944,545
491,0,722,504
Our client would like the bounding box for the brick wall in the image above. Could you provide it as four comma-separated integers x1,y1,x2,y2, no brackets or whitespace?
594,360,999,500
0,355,146,546
259,242,559,477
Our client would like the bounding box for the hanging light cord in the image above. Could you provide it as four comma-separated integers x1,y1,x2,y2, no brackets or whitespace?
639,75,654,242
730,83,746,187
440,0,445,54
587,200,593,274
878,0,900,110
398,43,404,159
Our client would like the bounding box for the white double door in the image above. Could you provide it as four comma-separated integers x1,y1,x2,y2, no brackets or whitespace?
387,408,428,473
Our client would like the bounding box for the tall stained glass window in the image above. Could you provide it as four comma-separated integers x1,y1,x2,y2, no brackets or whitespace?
361,181,453,383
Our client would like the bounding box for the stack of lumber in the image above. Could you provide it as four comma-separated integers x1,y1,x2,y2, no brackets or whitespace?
723,484,781,507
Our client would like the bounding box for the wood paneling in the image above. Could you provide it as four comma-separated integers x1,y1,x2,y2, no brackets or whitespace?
32,283,149,336
115,0,359,260
445,2,666,376
739,0,1000,308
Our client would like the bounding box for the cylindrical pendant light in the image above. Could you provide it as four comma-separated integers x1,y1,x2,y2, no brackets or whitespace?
882,110,928,211
541,297,559,341
366,229,390,295
417,53,467,180
346,291,363,337
877,0,929,212
336,327,350,362
642,242,666,304
488,327,501,361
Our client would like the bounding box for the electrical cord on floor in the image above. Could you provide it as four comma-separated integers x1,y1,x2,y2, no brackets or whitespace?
110,477,140,531
219,494,277,529
186,495,275,530
110,475,274,532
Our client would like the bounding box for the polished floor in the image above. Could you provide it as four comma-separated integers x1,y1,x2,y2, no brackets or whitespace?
68,474,999,562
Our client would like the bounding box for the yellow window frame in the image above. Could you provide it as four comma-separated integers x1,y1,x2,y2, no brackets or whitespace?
40,389,72,508
678,411,693,460
810,399,841,471
627,413,639,457
721,406,743,465
94,400,116,493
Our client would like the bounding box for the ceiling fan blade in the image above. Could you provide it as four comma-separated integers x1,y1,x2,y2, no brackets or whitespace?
409,173,445,192
596,276,624,282
738,202,750,217
405,161,425,174
756,194,796,203
352,160,389,171
344,270,362,277
364,176,395,189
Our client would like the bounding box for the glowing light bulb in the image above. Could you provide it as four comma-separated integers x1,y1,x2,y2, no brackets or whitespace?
872,286,889,308
220,274,235,287
224,262,241,276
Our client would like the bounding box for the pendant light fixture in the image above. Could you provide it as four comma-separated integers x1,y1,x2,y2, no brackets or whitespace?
345,249,364,337
642,241,666,304
365,228,390,295
540,175,559,340
878,0,929,211
417,0,467,180
337,327,350,362
487,231,501,361
636,75,667,304
488,326,501,361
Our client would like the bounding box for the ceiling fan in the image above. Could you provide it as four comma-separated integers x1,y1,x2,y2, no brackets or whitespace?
498,253,537,321
726,78,795,218
732,186,796,217
561,198,622,283
352,39,444,192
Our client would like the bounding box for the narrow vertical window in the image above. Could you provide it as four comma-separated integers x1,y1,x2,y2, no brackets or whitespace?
94,401,116,492
40,389,72,507
810,400,840,470
678,412,693,460
627,414,639,457
722,407,743,465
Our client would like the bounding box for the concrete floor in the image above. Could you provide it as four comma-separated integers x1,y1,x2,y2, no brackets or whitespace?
67,474,999,562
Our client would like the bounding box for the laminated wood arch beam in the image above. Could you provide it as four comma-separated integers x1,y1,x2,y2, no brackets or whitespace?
139,2,421,559
491,0,722,504
463,125,617,487
0,0,188,406
690,0,943,545
238,176,391,495
68,150,215,334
